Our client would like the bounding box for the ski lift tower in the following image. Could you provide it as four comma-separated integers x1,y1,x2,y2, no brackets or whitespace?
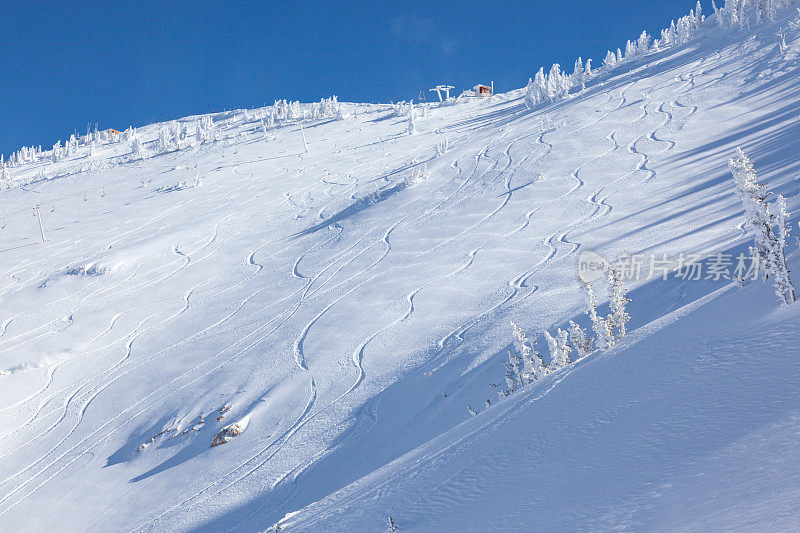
430,85,455,102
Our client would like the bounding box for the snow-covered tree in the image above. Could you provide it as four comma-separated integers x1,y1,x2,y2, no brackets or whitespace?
695,1,705,26
756,0,775,21
511,321,545,383
730,0,748,27
1,164,11,181
524,77,537,108
321,95,343,119
502,349,525,395
729,149,796,305
568,320,593,359
625,39,638,59
571,57,586,90
407,100,416,135
534,67,547,102
636,31,652,56
586,283,615,350
544,329,571,371
131,135,145,158
288,100,302,121
607,265,631,338
775,194,796,302
546,64,567,101
604,50,618,68
544,330,558,368
677,16,694,43
712,0,724,25
779,31,789,54
157,128,177,153
663,20,678,46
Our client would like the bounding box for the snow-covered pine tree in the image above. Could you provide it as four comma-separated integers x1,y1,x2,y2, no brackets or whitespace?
774,194,797,303
524,77,537,108
677,16,693,44
756,0,773,21
571,57,586,90
157,129,172,153
407,100,416,135
604,50,618,68
554,328,573,369
546,64,565,101
730,0,748,27
131,135,145,158
288,101,302,121
586,283,615,350
568,320,593,359
544,329,571,371
652,37,661,52
729,149,797,305
503,349,524,396
625,39,637,59
511,321,545,383
665,20,678,45
712,0,724,25
636,31,652,55
534,67,547,101
779,31,789,54
544,330,559,370
585,58,593,77
607,265,631,338
51,141,61,163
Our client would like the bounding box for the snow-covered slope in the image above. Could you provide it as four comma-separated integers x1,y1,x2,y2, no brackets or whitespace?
2,8,800,532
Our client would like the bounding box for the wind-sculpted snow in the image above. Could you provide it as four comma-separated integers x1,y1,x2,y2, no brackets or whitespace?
1,11,800,532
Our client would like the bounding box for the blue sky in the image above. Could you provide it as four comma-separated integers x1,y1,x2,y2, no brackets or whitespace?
0,1,705,157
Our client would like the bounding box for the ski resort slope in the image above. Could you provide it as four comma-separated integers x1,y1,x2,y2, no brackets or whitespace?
1,12,800,533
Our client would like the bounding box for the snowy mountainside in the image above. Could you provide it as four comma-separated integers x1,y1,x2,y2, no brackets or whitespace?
2,7,800,532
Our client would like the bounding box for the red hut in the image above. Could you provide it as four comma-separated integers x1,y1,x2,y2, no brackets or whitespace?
474,84,492,97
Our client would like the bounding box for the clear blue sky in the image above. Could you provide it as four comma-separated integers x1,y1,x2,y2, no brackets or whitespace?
0,1,705,157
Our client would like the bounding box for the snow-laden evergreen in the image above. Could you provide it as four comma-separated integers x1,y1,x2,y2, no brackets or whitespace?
586,283,615,350
407,100,416,135
607,265,631,338
568,320,593,359
730,150,797,304
548,328,573,370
